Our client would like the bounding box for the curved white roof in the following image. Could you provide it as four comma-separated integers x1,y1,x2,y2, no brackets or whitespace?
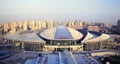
67,27,83,40
40,26,83,40
40,28,56,40
4,32,45,42
82,32,94,41
82,34,111,42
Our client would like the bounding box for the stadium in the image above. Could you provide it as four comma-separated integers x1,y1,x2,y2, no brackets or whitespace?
3,26,112,52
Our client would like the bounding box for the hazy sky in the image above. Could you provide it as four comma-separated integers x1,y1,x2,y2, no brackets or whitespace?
0,0,120,25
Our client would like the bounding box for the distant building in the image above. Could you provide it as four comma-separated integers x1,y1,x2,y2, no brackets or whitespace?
71,20,75,28
18,21,23,29
73,20,83,29
35,20,39,29
23,21,28,31
38,21,42,29
67,20,75,28
95,23,112,29
105,23,112,29
67,20,84,29
10,22,16,33
47,20,53,28
67,21,72,28
41,21,47,29
82,21,87,29
29,20,35,30
117,20,120,32
88,25,100,32
3,23,9,33
61,21,67,26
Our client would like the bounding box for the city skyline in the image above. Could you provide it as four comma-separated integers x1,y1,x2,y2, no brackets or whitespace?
0,1,120,63
0,0,120,25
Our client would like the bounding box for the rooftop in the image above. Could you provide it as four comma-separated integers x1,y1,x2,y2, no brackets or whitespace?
40,26,83,40
3,26,112,43
1,51,99,64
4,32,45,43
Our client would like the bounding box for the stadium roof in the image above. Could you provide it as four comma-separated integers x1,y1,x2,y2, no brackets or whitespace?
40,26,111,42
40,26,83,40
4,32,45,42
4,26,111,43
82,33,111,42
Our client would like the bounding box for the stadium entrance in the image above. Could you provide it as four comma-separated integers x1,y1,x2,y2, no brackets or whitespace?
55,48,71,51
44,45,83,52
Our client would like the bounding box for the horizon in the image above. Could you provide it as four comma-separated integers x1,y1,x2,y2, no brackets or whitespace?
0,0,120,25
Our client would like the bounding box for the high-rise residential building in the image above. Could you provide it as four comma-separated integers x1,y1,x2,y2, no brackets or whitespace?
18,21,23,29
38,20,42,29
88,25,100,32
41,20,47,29
78,20,83,29
67,20,75,28
47,20,53,28
23,21,28,31
71,20,83,29
67,21,72,28
101,23,106,28
60,21,67,26
74,20,78,26
29,20,35,30
71,20,74,28
35,20,39,29
103,23,112,29
95,23,112,29
10,22,17,33
79,21,83,27
54,21,61,27
89,22,95,26
82,21,87,29
117,20,120,31
3,23,9,33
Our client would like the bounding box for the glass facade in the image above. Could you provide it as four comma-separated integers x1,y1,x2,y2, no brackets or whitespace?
47,40,76,45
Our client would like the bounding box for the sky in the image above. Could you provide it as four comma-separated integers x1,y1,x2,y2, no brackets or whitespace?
0,0,120,25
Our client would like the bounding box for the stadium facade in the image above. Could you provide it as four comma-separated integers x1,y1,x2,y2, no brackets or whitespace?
3,26,113,52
